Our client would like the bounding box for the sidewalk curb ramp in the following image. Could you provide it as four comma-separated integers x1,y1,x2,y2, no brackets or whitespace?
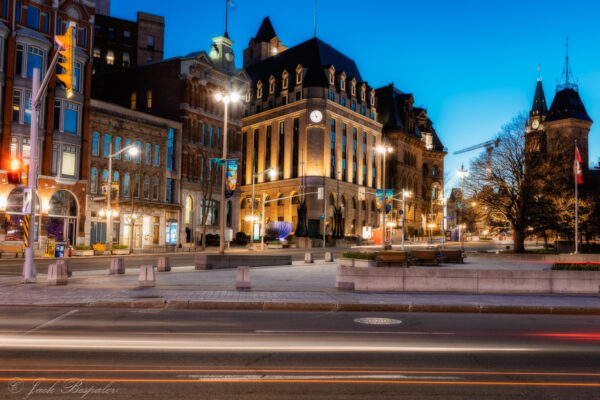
5,301,600,315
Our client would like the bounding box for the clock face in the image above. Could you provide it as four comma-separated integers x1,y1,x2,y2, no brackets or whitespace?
532,120,540,130
310,110,323,123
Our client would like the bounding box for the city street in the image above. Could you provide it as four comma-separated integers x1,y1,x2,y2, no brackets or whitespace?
0,307,598,399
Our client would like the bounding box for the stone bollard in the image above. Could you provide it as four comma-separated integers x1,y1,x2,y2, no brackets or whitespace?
194,254,211,270
325,252,334,262
139,265,155,287
109,257,125,275
157,256,171,272
236,266,251,291
56,259,72,277
304,252,314,264
47,263,68,285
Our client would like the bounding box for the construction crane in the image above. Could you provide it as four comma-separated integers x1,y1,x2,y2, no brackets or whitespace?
453,138,501,155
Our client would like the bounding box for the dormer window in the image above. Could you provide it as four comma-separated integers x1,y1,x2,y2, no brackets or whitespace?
328,66,335,85
282,70,288,89
361,86,366,101
370,90,375,106
269,76,275,94
296,64,303,84
340,72,346,91
351,80,356,96
257,81,263,99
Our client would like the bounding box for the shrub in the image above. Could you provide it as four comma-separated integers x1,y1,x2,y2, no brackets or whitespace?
551,263,600,271
342,251,375,260
75,245,92,251
112,244,128,250
268,241,282,246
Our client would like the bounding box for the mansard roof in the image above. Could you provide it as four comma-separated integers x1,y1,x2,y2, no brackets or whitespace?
546,88,592,122
244,37,364,87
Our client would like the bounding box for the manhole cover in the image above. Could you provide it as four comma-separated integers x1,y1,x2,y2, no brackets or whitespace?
354,317,402,325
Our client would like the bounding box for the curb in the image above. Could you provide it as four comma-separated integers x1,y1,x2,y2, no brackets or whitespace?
6,300,600,315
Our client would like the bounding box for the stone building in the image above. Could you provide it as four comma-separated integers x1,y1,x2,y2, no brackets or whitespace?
92,33,250,245
86,99,181,249
0,0,95,247
239,18,383,240
376,84,446,237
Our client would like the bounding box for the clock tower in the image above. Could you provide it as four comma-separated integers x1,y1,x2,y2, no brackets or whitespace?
526,77,548,156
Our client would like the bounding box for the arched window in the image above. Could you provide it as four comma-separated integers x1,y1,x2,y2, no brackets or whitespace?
362,200,366,211
432,165,438,176
422,164,429,176
432,185,438,201
291,192,299,204
352,197,357,209
92,132,99,156
277,193,284,206
123,173,130,197
101,169,108,193
153,177,159,200
329,193,336,207
113,170,119,183
143,176,150,198
240,198,247,209
90,168,98,194
264,195,271,206
133,175,140,197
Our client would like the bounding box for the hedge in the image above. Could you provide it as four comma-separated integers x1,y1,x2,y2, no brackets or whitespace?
551,263,600,271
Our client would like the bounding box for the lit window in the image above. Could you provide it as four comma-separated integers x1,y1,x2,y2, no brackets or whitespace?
125,139,131,161
93,48,101,58
61,145,76,176
114,137,121,159
123,173,130,197
269,77,275,94
130,92,136,110
122,52,130,67
167,129,174,171
296,65,303,84
106,49,115,65
282,71,288,89
245,88,251,102
135,141,141,163
145,143,151,164
146,90,152,108
90,167,98,193
256,82,262,98
103,134,111,157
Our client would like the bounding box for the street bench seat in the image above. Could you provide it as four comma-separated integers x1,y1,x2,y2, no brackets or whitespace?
411,250,439,266
0,244,24,258
440,249,465,264
376,251,409,267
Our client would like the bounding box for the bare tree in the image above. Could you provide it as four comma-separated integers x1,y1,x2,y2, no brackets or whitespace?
198,150,220,250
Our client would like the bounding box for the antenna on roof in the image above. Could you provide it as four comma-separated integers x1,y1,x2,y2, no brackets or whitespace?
313,0,317,38
537,64,541,81
557,36,578,92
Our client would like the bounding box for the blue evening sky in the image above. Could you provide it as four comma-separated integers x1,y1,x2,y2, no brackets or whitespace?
111,0,600,190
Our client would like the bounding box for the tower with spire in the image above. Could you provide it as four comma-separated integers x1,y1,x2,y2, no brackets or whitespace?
242,17,288,68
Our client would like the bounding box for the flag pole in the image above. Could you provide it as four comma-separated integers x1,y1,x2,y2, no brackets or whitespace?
574,139,579,254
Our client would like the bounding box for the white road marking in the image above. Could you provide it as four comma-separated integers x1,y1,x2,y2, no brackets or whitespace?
22,310,78,335
255,330,454,335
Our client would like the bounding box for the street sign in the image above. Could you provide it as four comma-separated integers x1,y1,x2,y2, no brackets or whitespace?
317,187,324,200
444,216,454,220
319,214,325,220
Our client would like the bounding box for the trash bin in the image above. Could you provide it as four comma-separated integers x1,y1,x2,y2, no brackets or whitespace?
55,243,65,258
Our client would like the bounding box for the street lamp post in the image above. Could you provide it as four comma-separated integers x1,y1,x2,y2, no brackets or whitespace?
250,167,277,250
401,189,411,251
377,145,393,249
457,164,469,251
214,90,240,254
440,196,447,249
104,143,138,250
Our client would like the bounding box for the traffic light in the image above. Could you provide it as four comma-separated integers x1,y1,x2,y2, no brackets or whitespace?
7,158,22,185
55,25,75,98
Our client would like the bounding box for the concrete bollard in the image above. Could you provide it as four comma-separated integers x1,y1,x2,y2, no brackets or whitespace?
236,266,251,291
47,263,68,285
109,257,125,275
325,252,334,262
304,252,314,264
139,265,155,287
194,254,211,270
157,256,171,272
56,259,72,277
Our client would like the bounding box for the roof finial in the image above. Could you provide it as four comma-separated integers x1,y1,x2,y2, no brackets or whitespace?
557,36,578,92
537,64,541,81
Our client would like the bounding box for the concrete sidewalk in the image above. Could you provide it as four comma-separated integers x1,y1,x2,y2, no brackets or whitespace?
1,261,599,315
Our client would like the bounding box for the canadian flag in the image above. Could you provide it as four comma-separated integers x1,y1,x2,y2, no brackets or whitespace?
575,146,584,185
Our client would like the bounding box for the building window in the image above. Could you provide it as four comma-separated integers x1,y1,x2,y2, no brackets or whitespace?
361,88,366,101
330,118,336,179
135,141,141,163
125,139,132,161
133,175,140,198
74,62,81,92
79,27,86,47
269,77,275,94
253,129,259,177
145,143,151,164
329,72,334,85
124,31,131,45
61,145,76,177
166,178,174,203
296,65,303,84
26,6,39,29
103,134,111,157
147,35,155,50
265,125,272,178
130,92,136,109
27,46,43,79
143,176,150,199
295,91,301,101
101,169,108,192
56,16,61,34
115,137,121,159
107,28,115,40
12,91,20,122
93,48,101,58
340,77,346,91
1,0,8,18
342,123,347,181
341,97,346,107
257,82,262,99
351,83,356,96
153,177,159,200
278,122,285,180
106,49,115,65
292,118,299,178
241,132,247,185
90,167,98,194
352,102,356,112
370,93,375,106
329,92,334,101
123,173,130,197
15,1,21,23
146,90,152,108
167,128,175,171
282,73,288,89
15,44,24,76
92,132,99,156
122,52,130,67
352,128,357,184
64,103,79,133
209,125,213,146
154,145,160,166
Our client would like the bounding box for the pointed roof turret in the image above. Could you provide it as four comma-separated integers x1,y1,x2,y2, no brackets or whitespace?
530,78,548,118
254,17,277,42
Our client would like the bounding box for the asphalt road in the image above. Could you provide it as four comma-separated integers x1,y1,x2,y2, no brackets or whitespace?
0,307,598,399
0,241,508,276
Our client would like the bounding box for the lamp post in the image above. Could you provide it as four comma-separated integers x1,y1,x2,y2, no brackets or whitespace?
105,143,138,249
401,189,411,251
377,145,393,249
440,196,447,249
214,89,240,254
457,164,469,251
250,167,277,250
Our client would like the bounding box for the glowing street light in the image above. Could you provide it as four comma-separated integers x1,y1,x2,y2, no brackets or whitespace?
377,145,393,249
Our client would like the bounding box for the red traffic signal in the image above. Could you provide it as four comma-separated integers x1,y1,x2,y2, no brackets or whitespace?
7,158,22,185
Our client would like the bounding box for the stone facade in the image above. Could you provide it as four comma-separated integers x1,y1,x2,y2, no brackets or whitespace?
86,100,181,249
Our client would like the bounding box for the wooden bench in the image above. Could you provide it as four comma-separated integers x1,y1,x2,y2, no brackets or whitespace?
440,249,465,264
411,250,439,266
0,244,24,258
376,251,409,267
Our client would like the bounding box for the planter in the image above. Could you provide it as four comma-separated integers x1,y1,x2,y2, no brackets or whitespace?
73,250,93,256
111,249,129,255
338,258,376,268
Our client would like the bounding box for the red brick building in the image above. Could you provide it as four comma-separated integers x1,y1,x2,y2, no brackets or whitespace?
0,0,94,247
